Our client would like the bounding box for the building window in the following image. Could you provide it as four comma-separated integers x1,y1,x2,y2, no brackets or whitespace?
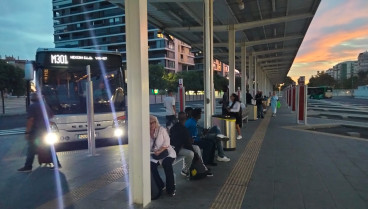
167,60,175,69
157,32,164,39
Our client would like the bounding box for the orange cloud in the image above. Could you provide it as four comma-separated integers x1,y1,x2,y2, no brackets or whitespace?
295,25,368,63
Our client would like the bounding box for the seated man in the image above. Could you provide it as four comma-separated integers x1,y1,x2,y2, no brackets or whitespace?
170,112,212,177
185,108,230,166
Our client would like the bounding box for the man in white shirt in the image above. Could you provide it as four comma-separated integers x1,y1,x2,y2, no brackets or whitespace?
163,90,176,128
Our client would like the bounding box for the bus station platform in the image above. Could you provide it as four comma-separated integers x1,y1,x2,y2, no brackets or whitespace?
0,100,367,209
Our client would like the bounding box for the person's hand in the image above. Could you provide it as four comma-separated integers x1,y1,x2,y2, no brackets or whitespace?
154,146,168,155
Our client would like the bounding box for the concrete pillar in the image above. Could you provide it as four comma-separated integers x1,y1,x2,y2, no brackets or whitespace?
125,0,151,206
228,25,235,95
249,54,254,96
204,0,214,128
241,44,247,102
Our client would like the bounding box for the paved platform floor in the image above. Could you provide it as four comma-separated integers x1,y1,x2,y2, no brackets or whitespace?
0,100,367,209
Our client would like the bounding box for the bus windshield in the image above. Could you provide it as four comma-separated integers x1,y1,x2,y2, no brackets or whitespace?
40,67,125,114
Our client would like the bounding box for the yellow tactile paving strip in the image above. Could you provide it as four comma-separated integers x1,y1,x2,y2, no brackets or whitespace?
211,112,271,209
37,165,128,209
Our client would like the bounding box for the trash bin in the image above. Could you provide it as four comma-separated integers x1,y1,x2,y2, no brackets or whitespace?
212,115,237,151
248,105,257,120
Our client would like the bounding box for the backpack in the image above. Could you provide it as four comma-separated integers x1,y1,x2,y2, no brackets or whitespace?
189,153,208,180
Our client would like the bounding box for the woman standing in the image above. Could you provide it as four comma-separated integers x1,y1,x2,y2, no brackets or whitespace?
270,91,279,117
227,93,242,140
150,115,176,197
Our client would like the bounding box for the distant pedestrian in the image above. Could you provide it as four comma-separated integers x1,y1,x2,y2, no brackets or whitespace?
270,91,279,117
255,91,264,119
18,92,61,172
219,86,229,115
227,93,242,139
246,90,253,105
163,90,176,129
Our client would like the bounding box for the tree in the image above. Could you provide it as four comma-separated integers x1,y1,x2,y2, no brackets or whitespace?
162,72,178,92
308,71,336,87
149,64,167,90
0,60,26,113
280,76,295,90
214,73,228,91
177,71,203,93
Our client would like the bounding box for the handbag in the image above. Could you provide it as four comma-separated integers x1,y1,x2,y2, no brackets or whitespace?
277,100,281,108
151,131,169,160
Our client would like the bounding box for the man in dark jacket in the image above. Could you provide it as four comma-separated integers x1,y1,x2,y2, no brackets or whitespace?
246,90,253,105
255,91,264,119
170,112,212,177
219,86,229,115
18,92,60,172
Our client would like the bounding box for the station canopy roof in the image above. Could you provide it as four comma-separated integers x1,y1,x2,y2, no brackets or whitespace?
108,0,321,85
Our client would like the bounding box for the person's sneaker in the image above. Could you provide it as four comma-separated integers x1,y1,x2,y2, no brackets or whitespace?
216,134,229,141
237,135,243,140
217,156,230,162
167,190,176,197
206,172,214,177
180,170,189,177
17,167,32,173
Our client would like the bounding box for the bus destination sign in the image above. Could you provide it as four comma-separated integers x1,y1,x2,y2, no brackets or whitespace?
50,54,108,65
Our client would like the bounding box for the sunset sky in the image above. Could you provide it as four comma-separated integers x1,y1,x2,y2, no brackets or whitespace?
289,0,368,82
0,0,367,83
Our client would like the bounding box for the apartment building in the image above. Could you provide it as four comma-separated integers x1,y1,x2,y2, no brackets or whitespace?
358,51,368,72
52,0,194,72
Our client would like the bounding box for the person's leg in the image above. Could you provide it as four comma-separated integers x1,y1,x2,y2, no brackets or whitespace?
194,140,213,164
206,127,226,158
24,140,37,169
192,145,202,159
236,124,241,135
150,161,164,189
178,148,194,173
162,157,175,195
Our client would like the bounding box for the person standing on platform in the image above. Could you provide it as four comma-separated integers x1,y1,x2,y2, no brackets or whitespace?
219,86,229,115
163,90,176,129
270,91,279,117
255,91,264,119
246,90,253,105
227,93,242,140
18,93,61,172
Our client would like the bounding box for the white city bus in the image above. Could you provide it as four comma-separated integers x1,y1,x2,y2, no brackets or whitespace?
32,48,127,144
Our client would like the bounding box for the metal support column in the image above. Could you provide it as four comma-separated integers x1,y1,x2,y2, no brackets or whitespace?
125,0,150,206
249,54,254,96
254,57,257,94
228,25,235,95
241,44,247,102
204,0,214,128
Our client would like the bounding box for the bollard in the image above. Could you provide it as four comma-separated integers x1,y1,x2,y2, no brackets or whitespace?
86,65,97,156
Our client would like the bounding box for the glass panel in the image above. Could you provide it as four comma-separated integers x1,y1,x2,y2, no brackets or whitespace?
41,68,125,114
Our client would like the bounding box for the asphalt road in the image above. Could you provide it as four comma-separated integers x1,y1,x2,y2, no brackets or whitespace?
0,100,205,130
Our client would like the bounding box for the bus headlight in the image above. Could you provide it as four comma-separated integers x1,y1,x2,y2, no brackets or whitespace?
114,128,124,137
45,132,58,145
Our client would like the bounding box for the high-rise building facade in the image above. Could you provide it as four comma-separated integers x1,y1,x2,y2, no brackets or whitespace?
326,61,358,81
52,0,194,72
358,51,368,72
